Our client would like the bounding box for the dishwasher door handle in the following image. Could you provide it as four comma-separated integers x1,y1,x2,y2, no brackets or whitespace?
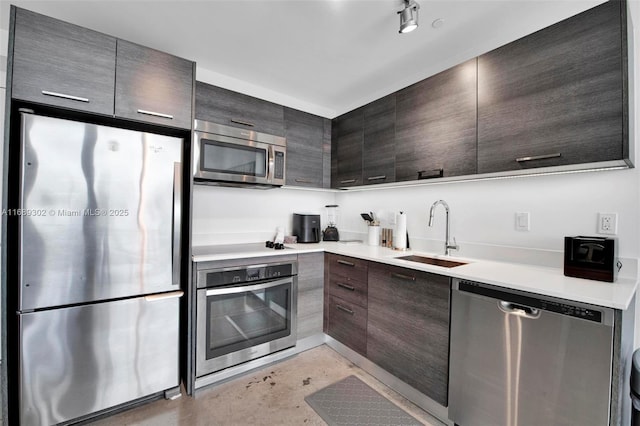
498,301,541,319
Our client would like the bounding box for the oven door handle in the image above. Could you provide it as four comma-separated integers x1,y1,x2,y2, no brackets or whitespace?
205,277,294,296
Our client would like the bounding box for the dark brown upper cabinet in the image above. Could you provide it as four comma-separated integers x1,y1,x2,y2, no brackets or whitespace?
477,1,627,173
332,107,364,188
11,7,117,116
195,82,285,137
363,94,396,185
395,59,478,182
284,108,330,188
115,40,195,130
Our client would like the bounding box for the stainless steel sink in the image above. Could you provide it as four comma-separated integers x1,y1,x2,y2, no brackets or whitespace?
396,255,468,268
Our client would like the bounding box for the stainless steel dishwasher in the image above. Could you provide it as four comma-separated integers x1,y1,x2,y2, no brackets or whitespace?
449,279,615,426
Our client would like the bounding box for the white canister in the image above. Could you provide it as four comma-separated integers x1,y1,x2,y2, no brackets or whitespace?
368,225,380,246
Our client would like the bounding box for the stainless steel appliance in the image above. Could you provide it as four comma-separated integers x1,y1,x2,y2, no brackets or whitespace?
193,120,286,188
449,279,614,426
196,259,297,382
17,112,183,425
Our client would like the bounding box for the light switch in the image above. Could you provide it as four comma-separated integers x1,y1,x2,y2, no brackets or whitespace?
516,212,530,231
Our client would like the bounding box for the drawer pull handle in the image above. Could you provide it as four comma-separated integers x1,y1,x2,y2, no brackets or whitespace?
417,168,444,180
340,179,357,184
367,175,387,181
230,119,255,127
41,90,89,103
295,178,312,183
515,153,561,162
391,272,416,281
337,260,355,267
137,109,174,120
336,304,354,315
337,283,355,291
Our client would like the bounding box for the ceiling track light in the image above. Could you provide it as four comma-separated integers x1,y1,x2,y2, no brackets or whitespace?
398,0,420,34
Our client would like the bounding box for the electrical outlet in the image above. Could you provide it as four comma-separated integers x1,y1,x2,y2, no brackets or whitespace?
515,212,530,231
597,213,618,235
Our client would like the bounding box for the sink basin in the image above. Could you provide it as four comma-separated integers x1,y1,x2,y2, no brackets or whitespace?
396,255,468,268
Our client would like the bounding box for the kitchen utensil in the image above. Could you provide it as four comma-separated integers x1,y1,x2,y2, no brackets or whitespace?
361,213,374,223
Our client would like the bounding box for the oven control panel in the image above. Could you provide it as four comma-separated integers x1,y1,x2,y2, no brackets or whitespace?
204,263,295,287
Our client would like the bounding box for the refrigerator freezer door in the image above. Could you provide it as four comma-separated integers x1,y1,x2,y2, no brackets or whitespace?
19,113,183,310
19,292,182,425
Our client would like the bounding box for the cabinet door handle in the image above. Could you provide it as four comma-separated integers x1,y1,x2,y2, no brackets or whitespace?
41,90,89,103
230,119,255,127
515,153,561,162
337,283,355,291
137,109,174,120
340,179,357,184
337,259,355,267
294,178,312,183
417,168,444,180
336,304,354,315
391,272,416,281
367,175,387,181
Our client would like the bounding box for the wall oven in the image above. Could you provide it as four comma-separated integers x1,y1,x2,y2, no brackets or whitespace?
196,259,297,379
193,120,286,188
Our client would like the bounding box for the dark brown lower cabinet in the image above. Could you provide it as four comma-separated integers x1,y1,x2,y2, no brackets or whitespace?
367,263,451,406
327,294,367,355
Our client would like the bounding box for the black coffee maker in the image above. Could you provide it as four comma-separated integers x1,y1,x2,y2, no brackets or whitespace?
322,205,340,241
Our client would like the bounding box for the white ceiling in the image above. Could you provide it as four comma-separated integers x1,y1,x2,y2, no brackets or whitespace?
1,0,607,118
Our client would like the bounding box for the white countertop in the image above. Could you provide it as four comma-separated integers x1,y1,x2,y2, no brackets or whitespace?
192,241,638,310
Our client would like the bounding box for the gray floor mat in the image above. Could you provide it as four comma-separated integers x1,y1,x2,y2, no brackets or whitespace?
305,375,423,426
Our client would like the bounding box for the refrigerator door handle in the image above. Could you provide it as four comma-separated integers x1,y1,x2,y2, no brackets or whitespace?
145,290,184,302
172,162,182,286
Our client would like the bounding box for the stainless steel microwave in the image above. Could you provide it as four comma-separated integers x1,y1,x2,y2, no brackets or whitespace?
193,120,286,188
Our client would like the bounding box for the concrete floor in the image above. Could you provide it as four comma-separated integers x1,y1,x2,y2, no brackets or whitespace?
91,345,445,425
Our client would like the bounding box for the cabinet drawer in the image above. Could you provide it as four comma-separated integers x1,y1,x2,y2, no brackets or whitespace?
328,254,368,283
328,277,367,308
327,295,367,356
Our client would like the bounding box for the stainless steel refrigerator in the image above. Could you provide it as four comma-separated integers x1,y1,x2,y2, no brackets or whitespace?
17,112,183,425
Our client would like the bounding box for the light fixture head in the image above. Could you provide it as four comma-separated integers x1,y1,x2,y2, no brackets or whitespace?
399,0,420,34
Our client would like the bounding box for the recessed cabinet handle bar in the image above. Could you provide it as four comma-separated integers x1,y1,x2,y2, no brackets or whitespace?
340,179,357,184
391,272,416,281
41,90,89,103
230,119,255,127
337,260,355,267
295,178,312,183
336,304,354,315
418,168,444,180
515,153,561,162
137,109,174,120
337,283,355,291
367,175,387,181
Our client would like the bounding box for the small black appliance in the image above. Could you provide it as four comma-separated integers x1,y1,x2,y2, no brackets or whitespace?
322,204,340,241
564,236,617,282
292,213,321,243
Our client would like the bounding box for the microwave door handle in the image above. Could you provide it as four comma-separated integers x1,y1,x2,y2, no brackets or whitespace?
267,144,275,183
172,162,182,286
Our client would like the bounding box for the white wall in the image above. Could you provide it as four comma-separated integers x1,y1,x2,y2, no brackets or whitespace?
191,185,336,246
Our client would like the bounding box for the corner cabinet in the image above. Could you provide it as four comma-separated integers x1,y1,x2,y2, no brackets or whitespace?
284,108,331,188
11,7,116,116
363,95,396,185
115,40,194,129
477,1,627,173
367,263,450,406
10,7,194,129
395,59,477,181
332,108,364,188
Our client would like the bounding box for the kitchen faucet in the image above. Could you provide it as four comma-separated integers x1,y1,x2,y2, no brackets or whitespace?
428,200,459,256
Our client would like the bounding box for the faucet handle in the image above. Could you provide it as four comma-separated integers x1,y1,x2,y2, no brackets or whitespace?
448,237,460,252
